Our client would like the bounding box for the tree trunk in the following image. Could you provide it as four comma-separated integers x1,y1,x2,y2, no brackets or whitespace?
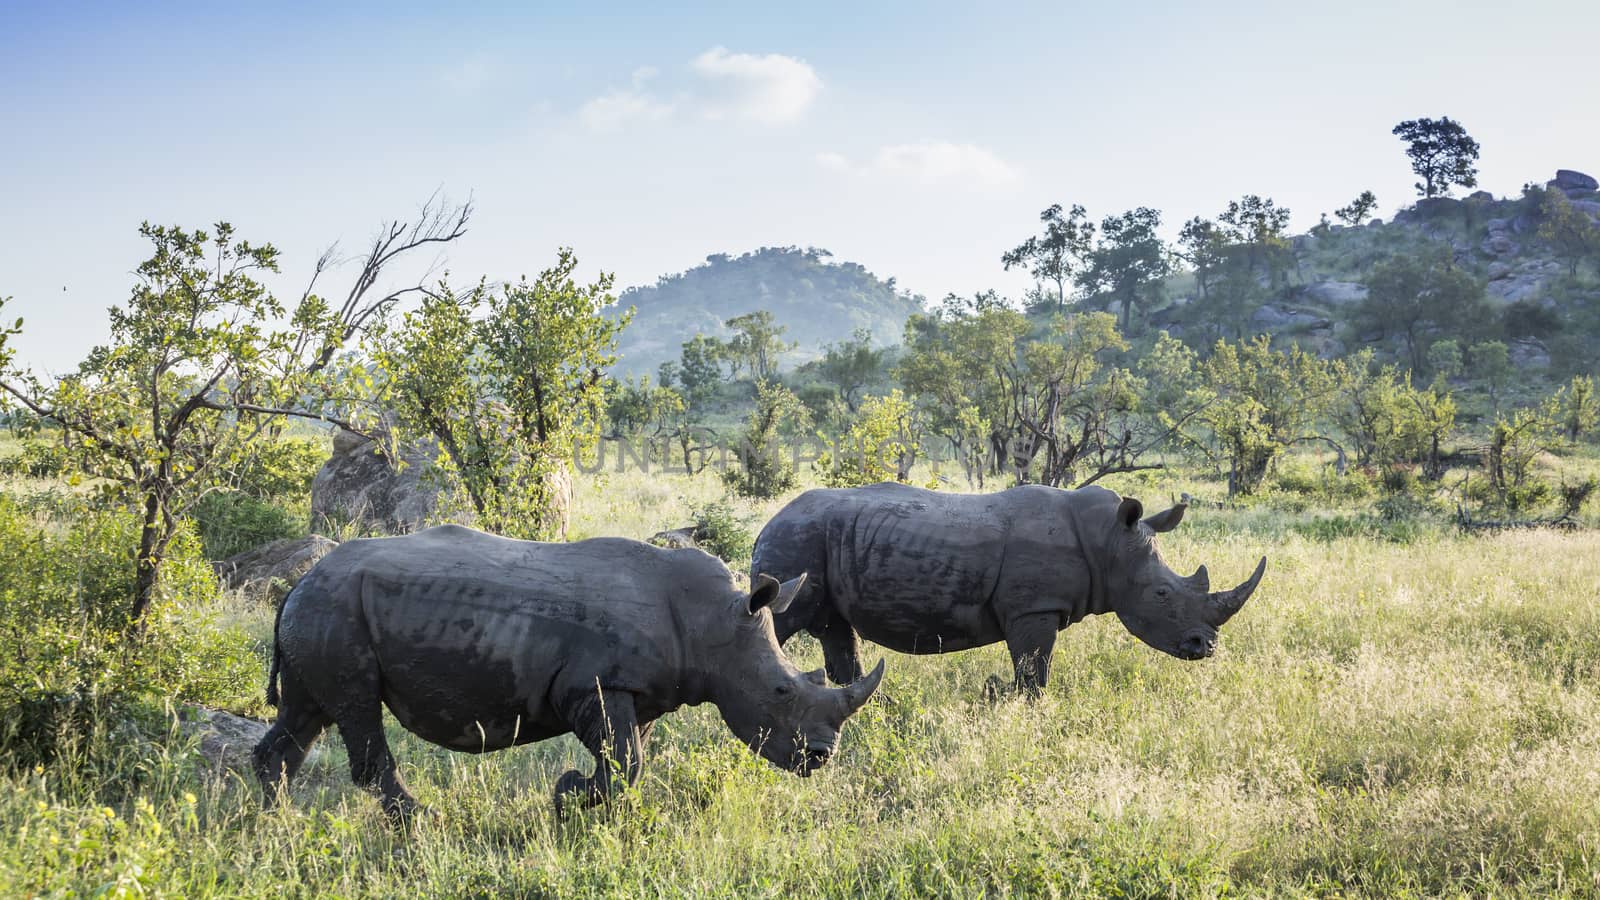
131,491,163,627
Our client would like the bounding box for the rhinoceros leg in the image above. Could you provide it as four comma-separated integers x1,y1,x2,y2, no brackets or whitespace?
331,697,420,823
552,687,647,815
1004,613,1059,698
814,621,865,686
253,666,332,807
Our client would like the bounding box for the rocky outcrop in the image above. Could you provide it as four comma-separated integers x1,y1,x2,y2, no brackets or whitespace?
1551,169,1598,195
1250,304,1330,333
1509,338,1551,370
1481,218,1520,258
1486,260,1561,304
1301,281,1368,308
215,535,338,605
310,428,456,535
310,425,572,539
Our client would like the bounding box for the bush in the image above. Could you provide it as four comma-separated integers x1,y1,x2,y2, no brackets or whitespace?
229,435,325,499
0,497,261,768
690,500,754,569
190,490,304,560
815,390,920,488
722,380,810,499
0,439,67,478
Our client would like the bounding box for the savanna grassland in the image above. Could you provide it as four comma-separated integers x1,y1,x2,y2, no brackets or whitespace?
3,455,1600,898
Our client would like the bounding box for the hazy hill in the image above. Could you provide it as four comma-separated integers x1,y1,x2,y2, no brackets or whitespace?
609,247,925,377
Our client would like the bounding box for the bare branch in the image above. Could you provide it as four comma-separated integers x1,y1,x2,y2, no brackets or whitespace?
307,194,473,374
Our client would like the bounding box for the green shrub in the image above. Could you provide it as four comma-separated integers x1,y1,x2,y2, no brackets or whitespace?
0,497,261,768
229,435,325,499
722,380,810,499
0,439,67,478
190,490,304,560
690,500,754,569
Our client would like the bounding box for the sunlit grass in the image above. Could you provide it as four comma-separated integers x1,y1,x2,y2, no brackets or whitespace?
4,468,1600,896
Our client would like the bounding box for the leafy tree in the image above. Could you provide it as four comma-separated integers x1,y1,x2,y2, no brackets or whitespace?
1392,117,1480,198
816,389,924,486
999,312,1169,487
1537,189,1600,278
1427,339,1463,381
1485,404,1557,513
1078,207,1173,331
898,303,1030,482
1176,217,1228,299
0,203,467,625
816,328,887,412
1356,249,1490,372
722,379,811,498
1218,195,1294,287
723,311,796,381
371,250,627,539
1331,350,1455,482
669,334,725,411
1197,336,1339,495
1001,203,1095,314
1334,190,1379,227
1554,375,1599,442
1469,340,1512,416
1181,196,1293,341
605,375,685,439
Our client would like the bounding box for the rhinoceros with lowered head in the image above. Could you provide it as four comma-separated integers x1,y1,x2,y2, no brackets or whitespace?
751,483,1265,696
253,525,884,821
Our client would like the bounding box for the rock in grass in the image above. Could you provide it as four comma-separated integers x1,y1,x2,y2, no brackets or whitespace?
215,535,338,605
178,706,315,777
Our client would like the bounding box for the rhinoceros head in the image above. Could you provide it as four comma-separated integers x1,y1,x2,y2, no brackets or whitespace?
1103,497,1266,660
711,573,884,776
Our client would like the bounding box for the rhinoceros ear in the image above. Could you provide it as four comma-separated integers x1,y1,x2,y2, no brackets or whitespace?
1116,497,1144,530
747,572,807,615
1142,503,1187,533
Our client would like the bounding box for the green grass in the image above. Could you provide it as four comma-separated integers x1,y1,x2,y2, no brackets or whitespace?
5,467,1600,896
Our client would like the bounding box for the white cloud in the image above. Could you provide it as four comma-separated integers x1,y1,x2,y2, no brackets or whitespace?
689,47,822,125
579,89,675,132
817,141,1022,187
579,48,821,132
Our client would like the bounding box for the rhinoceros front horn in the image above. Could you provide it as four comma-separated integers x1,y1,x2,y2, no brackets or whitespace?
839,658,886,713
1206,557,1266,626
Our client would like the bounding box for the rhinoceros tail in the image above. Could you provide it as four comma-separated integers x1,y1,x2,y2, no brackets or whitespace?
266,644,282,707
265,585,290,707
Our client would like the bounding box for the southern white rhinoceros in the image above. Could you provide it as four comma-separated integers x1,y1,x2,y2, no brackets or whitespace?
253,525,884,821
751,483,1265,696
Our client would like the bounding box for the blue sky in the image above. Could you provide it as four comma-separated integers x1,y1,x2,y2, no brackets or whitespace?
3,0,1598,370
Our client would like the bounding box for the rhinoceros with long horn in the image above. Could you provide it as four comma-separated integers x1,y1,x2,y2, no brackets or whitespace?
253,525,883,821
751,483,1265,696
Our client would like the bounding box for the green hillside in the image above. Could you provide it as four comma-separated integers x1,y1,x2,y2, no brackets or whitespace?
1146,171,1600,379
610,246,925,377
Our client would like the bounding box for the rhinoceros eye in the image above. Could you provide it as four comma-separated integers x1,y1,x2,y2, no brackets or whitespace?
1154,586,1170,600
775,684,792,696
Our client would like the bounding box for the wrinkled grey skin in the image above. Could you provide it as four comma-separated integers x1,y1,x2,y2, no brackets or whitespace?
252,525,883,822
752,483,1266,696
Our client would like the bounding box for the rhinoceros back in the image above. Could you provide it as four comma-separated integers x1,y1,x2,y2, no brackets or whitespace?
758,483,1096,653
276,526,715,750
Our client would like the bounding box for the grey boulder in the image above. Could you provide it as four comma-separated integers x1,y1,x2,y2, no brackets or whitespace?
215,535,338,605
1552,169,1599,194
